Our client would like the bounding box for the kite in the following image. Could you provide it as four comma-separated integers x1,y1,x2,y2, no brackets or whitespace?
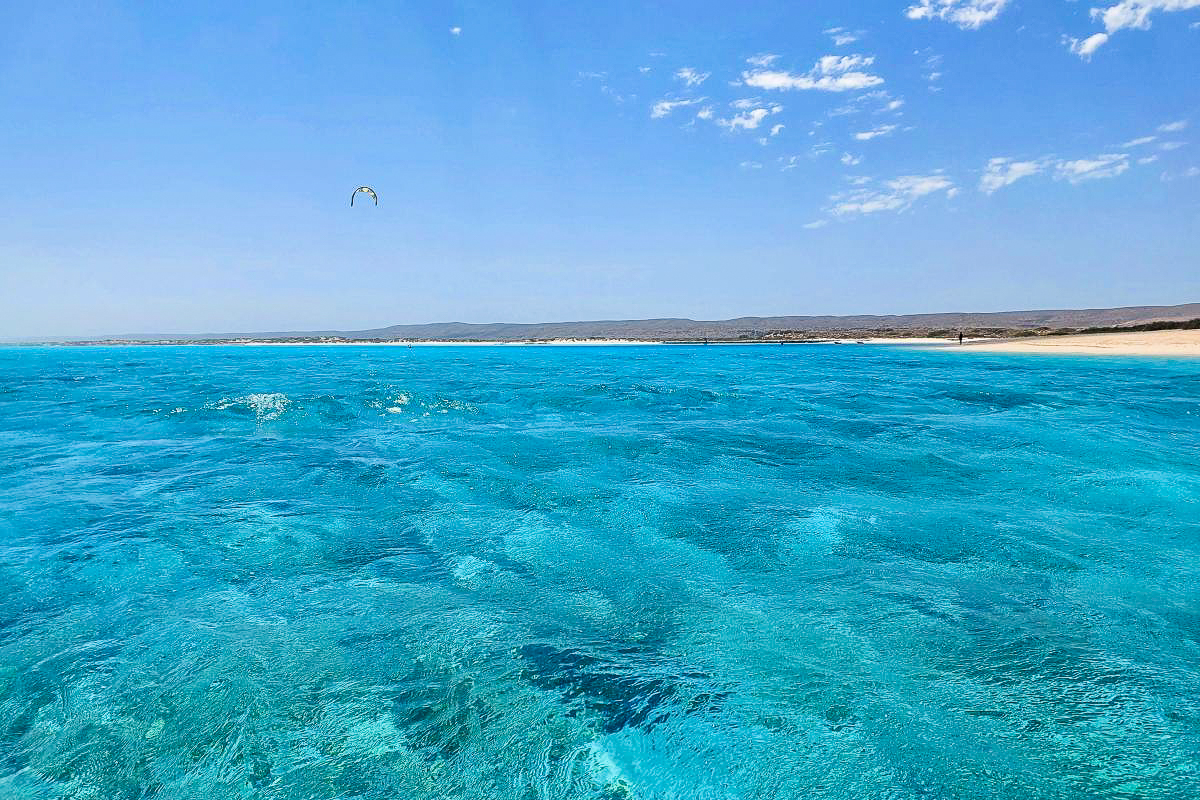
351,187,378,206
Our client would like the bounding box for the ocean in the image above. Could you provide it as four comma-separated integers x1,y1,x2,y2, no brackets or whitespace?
1,344,1197,799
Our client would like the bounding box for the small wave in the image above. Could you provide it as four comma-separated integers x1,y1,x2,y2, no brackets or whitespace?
213,392,291,420
385,391,412,413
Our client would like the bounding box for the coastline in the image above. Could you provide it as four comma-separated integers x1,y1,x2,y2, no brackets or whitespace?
10,332,1199,354
244,337,957,347
939,329,1200,357
11,337,961,348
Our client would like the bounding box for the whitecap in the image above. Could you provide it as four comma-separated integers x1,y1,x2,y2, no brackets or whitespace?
214,392,291,420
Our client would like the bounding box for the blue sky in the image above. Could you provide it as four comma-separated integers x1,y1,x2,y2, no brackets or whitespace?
2,1,1198,336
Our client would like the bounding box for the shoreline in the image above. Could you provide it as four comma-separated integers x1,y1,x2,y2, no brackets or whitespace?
935,329,1200,357
7,332,1198,355
11,336,963,348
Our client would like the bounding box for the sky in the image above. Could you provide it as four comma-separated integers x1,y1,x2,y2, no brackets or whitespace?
1,0,1199,337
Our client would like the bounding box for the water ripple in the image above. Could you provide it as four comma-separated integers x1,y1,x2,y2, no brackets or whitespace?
0,344,1197,799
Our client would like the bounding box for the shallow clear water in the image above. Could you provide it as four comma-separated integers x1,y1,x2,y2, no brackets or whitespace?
1,344,1198,799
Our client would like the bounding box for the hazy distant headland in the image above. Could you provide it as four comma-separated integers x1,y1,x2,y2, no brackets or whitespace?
28,302,1200,345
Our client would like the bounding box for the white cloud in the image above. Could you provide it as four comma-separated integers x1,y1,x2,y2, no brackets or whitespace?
803,220,830,229
1122,135,1158,146
1159,141,1187,150
854,124,899,140
830,90,904,118
696,106,714,120
450,26,462,36
1066,32,1109,58
675,67,711,87
742,55,883,92
1161,165,1200,181
976,149,1156,192
1056,153,1130,183
979,157,1049,193
906,0,1010,29
1095,0,1200,32
651,97,705,119
842,153,863,166
746,53,780,68
638,66,651,74
1069,1,1200,58
740,161,763,169
831,173,957,216
1159,119,1188,132
825,27,861,46
770,124,785,136
718,103,782,131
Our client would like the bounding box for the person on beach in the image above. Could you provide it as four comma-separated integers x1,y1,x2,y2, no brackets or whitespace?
958,331,964,345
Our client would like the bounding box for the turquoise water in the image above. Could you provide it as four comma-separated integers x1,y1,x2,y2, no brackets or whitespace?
1,344,1198,799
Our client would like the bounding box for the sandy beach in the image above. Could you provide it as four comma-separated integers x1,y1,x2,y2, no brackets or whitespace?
951,329,1200,356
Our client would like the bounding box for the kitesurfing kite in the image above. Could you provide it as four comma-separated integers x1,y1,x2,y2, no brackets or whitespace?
350,186,378,206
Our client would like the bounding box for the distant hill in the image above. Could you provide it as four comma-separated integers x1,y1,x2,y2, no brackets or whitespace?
62,302,1200,343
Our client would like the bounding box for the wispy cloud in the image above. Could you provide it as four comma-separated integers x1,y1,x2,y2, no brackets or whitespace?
919,51,945,89
980,148,1160,192
577,71,635,104
675,67,710,87
1122,135,1157,147
906,0,1010,29
742,55,883,92
746,54,779,68
979,157,1050,193
718,102,783,131
1056,153,1130,183
842,153,863,166
803,219,830,229
824,27,861,46
1159,119,1189,132
854,124,899,141
830,90,904,118
1161,165,1200,181
651,97,705,119
831,173,958,216
450,26,462,36
1068,0,1200,59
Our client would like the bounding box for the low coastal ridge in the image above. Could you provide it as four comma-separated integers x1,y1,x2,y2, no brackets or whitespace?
14,303,1200,355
